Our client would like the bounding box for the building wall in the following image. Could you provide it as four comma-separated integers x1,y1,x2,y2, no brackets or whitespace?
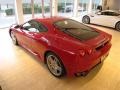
102,0,120,10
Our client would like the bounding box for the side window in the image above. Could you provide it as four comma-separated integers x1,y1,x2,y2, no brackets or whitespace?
28,21,39,32
108,12,115,16
110,12,119,16
22,22,31,30
29,20,47,32
101,12,109,15
22,20,47,33
101,11,119,16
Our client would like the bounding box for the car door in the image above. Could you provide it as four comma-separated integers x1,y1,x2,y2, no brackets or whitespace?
25,20,48,59
90,12,103,25
90,11,107,25
21,21,37,51
101,11,120,27
91,11,117,27
14,21,32,49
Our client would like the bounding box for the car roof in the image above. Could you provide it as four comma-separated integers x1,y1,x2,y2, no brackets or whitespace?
32,17,67,30
34,16,66,25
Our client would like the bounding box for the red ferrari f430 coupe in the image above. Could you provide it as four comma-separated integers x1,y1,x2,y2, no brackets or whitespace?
9,17,112,77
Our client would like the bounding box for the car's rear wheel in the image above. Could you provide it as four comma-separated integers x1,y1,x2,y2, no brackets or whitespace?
11,31,18,45
82,16,90,24
46,52,66,77
115,22,120,31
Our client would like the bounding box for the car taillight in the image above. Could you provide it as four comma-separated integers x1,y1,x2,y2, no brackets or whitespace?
88,49,92,54
79,50,85,56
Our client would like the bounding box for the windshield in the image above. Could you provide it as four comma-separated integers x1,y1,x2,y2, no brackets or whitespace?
54,19,99,41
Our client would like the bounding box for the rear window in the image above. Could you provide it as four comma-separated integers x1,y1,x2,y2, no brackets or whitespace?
54,19,99,41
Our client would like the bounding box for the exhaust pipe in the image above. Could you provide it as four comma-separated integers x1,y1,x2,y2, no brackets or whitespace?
75,71,89,77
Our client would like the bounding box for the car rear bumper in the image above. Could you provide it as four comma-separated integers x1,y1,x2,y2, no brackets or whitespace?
67,43,112,76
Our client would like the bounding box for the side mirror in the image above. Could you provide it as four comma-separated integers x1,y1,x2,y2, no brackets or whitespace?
20,26,27,30
97,5,102,11
15,25,21,28
20,26,24,29
97,12,101,15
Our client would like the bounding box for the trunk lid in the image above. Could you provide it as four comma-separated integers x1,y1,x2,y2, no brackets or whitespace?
83,32,110,50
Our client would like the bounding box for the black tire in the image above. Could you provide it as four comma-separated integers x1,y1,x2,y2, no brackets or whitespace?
11,31,18,45
115,22,120,31
82,16,90,24
46,52,66,77
0,86,2,90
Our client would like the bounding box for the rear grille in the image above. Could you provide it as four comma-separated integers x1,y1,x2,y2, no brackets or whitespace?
96,41,109,51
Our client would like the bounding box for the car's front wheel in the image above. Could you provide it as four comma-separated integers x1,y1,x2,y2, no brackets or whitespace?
82,16,90,24
115,22,120,31
11,31,18,45
46,52,66,77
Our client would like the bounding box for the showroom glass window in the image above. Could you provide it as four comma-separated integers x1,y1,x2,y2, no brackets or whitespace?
58,0,74,17
22,0,32,21
78,0,89,12
78,0,89,16
34,0,42,18
0,0,16,28
92,0,101,11
44,0,51,17
22,0,51,19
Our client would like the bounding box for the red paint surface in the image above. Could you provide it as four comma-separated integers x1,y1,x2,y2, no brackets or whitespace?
9,17,112,76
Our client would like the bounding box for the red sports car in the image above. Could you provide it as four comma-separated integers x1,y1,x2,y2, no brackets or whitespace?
9,17,112,77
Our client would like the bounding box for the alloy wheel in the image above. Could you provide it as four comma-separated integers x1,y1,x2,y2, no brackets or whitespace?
46,55,63,76
11,31,17,45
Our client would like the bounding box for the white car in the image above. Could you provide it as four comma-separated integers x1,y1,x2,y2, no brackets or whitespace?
82,10,120,31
